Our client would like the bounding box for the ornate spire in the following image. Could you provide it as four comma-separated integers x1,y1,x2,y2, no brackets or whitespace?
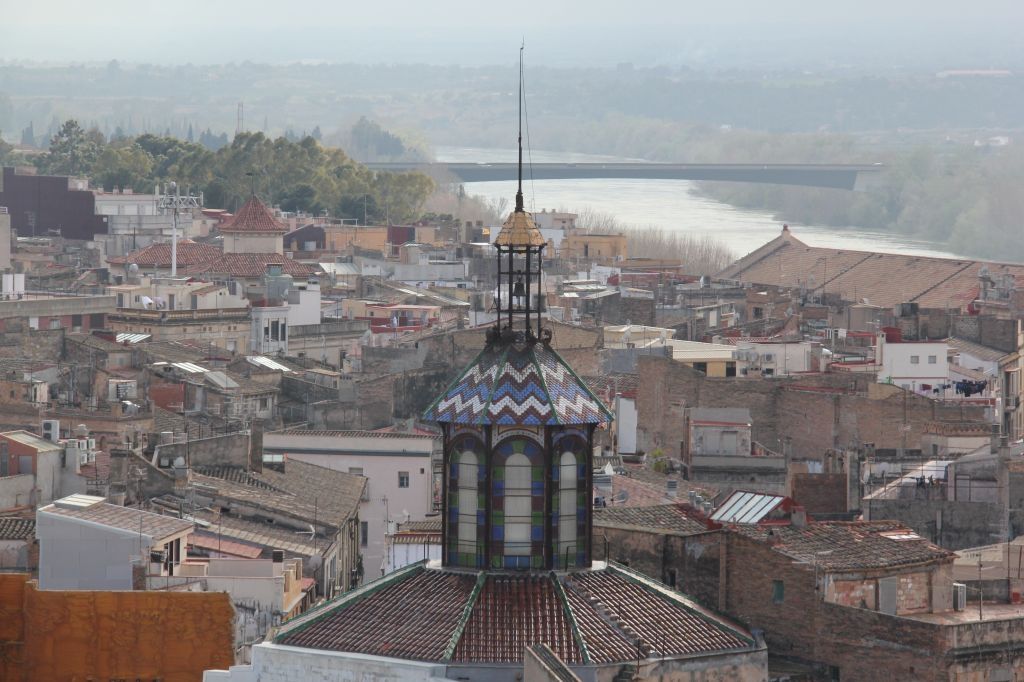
516,42,525,214
493,46,544,249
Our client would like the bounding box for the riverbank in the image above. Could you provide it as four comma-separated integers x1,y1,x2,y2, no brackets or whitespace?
435,146,967,260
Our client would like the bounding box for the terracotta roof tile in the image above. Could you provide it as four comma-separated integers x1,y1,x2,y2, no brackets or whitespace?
733,520,955,571
108,240,222,268
452,573,581,664
594,504,710,536
220,195,287,234
184,253,319,279
41,500,193,541
273,563,756,665
566,566,750,657
279,565,476,660
0,517,35,540
719,229,1024,309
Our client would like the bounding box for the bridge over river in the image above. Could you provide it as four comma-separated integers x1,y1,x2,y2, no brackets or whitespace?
365,161,884,191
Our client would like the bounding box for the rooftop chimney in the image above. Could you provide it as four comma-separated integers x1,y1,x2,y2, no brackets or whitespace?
791,506,808,528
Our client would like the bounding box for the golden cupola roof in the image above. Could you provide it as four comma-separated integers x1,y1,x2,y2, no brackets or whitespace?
493,209,546,247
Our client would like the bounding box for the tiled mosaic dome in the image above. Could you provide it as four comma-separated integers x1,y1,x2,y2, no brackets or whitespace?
423,340,612,426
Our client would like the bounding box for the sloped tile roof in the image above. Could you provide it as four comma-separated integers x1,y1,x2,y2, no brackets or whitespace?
194,460,364,527
220,195,287,234
566,567,750,657
273,563,755,665
279,565,477,660
718,228,1024,309
424,339,613,426
733,520,955,571
0,517,35,540
41,500,193,541
452,573,581,664
184,252,319,279
108,240,222,268
594,504,710,536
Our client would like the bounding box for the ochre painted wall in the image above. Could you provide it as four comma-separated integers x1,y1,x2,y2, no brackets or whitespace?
0,573,234,681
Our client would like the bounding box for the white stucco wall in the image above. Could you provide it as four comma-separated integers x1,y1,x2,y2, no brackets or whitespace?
36,512,154,590
204,644,448,681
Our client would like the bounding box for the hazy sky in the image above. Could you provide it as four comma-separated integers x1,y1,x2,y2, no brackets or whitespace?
4,0,1022,68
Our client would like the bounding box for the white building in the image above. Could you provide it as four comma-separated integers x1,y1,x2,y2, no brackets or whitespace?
262,429,439,578
730,339,817,377
36,494,194,590
877,336,950,392
0,207,12,270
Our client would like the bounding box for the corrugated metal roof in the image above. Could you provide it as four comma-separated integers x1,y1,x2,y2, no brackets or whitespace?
115,332,152,344
167,361,208,374
710,490,786,524
246,355,293,372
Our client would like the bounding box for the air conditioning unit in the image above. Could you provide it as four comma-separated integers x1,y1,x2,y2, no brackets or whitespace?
953,583,967,611
41,420,60,442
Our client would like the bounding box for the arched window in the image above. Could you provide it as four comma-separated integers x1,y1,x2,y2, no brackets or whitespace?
504,452,532,557
456,450,478,555
558,451,578,566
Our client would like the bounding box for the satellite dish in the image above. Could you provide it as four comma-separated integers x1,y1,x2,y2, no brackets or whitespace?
128,263,139,275
612,490,630,504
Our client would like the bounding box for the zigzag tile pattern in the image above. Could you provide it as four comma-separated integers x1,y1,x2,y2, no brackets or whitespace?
424,341,611,426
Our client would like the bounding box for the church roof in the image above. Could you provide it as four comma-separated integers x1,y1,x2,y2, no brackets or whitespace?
220,195,287,234
423,339,612,426
274,562,754,665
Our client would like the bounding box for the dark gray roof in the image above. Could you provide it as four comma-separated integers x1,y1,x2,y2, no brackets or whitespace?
0,517,35,540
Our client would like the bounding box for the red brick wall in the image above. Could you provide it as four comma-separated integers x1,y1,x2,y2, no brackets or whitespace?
790,473,847,514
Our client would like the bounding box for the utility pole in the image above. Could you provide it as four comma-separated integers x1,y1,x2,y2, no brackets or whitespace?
158,183,200,278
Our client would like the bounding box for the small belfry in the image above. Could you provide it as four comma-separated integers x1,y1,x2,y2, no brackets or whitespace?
423,47,613,570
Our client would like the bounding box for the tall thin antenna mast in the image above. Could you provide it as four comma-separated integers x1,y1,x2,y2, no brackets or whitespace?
515,43,524,213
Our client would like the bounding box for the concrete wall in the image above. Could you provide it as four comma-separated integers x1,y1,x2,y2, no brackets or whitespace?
864,498,1007,550
154,431,253,469
204,644,448,681
0,539,31,570
0,474,35,511
204,642,767,682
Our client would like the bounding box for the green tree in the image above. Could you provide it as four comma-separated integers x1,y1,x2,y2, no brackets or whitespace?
91,144,154,191
40,119,100,176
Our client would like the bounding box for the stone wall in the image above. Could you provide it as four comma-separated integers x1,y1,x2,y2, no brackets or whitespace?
636,354,988,461
154,432,252,470
591,525,723,608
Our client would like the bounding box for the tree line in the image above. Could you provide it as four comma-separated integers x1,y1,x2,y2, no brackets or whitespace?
0,120,434,224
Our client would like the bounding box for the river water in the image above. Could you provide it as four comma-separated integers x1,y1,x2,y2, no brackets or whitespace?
435,146,964,260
